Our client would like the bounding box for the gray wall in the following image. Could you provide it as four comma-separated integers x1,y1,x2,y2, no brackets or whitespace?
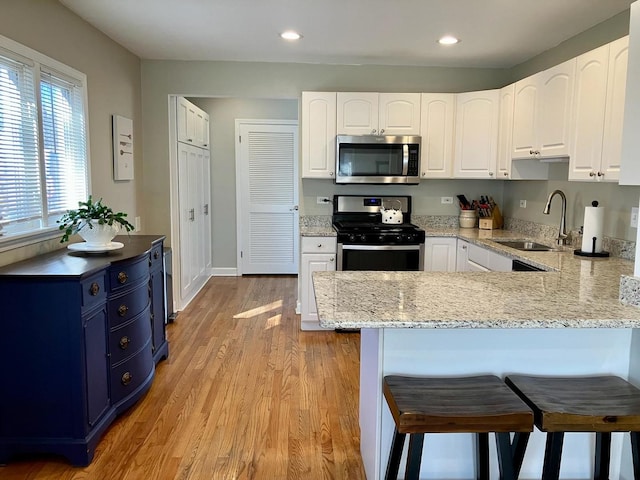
0,0,142,267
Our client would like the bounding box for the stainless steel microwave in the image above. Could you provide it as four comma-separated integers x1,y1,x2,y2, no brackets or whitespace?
335,135,421,184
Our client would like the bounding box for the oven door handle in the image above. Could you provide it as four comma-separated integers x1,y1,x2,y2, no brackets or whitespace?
339,244,421,251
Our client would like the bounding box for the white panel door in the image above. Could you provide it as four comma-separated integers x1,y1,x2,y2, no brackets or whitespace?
177,143,202,301
419,93,454,179
337,92,379,135
378,93,421,135
237,121,299,274
538,59,575,158
301,91,336,178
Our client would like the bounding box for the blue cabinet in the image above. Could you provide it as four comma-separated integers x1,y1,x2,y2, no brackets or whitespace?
0,235,167,466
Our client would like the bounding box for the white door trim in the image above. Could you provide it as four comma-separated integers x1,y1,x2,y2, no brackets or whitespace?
234,119,299,276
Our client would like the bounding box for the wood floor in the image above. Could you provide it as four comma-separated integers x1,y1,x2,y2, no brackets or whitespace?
1,275,366,480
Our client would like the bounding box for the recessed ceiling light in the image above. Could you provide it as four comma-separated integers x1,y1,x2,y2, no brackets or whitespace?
438,35,460,45
280,31,302,41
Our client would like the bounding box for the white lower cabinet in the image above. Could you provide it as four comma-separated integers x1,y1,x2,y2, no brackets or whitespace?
424,238,457,271
457,239,512,272
300,236,336,330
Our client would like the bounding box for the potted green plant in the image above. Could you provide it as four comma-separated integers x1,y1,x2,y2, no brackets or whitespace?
57,196,135,244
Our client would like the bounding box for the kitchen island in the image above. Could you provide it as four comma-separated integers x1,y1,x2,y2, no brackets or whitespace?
313,234,640,479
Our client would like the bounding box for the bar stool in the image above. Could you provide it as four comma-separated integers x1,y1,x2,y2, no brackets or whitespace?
505,374,640,479
383,375,534,480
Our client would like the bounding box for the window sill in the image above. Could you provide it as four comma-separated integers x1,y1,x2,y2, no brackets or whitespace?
0,228,62,254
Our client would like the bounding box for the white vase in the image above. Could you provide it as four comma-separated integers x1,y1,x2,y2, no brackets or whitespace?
78,220,119,246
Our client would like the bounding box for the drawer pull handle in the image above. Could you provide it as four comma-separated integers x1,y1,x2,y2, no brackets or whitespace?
117,272,128,284
89,282,100,296
121,372,133,386
154,250,160,259
118,304,129,317
119,336,131,349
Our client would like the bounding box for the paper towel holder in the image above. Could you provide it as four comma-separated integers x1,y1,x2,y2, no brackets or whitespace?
574,201,610,257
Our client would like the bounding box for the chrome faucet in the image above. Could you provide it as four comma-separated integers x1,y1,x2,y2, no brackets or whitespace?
543,190,568,246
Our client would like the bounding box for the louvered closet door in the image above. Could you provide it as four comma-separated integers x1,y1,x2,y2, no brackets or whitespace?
238,122,299,274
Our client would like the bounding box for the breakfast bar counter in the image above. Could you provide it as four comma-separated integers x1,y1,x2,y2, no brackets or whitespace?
313,237,640,479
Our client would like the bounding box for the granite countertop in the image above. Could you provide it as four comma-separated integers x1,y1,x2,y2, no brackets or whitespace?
313,228,640,329
300,225,336,237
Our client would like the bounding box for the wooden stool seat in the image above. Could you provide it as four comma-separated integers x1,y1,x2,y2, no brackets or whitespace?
505,374,640,479
383,375,533,480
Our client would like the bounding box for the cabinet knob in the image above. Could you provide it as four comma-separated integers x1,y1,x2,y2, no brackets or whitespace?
597,171,604,177
117,271,128,284
317,244,323,248
589,171,596,177
121,372,133,386
330,257,335,262
379,129,385,134
422,172,426,177
89,282,100,296
154,251,160,259
329,172,334,177
371,129,377,134
503,172,508,177
118,304,129,317
489,172,494,177
119,336,131,350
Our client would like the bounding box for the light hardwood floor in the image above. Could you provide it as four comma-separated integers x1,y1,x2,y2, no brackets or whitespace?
2,275,366,480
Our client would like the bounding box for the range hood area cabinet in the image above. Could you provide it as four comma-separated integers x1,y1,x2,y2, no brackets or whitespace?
569,36,629,182
336,92,421,136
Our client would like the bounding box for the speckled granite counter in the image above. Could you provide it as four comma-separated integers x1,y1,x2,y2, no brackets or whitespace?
313,228,640,329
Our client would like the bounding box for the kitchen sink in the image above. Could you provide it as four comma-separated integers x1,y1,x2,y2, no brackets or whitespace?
492,240,555,252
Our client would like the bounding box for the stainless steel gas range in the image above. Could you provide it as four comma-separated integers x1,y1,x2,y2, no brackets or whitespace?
332,195,425,271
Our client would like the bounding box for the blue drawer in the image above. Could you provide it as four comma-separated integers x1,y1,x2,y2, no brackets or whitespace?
109,255,149,292
108,281,150,328
109,310,152,366
110,341,153,404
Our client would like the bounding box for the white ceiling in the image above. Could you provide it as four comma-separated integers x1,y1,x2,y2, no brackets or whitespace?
59,0,634,68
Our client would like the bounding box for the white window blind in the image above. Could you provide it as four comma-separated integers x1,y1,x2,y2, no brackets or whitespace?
0,37,88,243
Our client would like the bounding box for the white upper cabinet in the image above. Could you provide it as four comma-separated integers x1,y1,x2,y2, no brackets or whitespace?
301,92,336,179
570,37,628,182
419,93,455,178
621,2,640,185
512,59,575,160
453,89,500,179
177,97,210,149
337,92,420,135
601,36,629,181
497,84,514,179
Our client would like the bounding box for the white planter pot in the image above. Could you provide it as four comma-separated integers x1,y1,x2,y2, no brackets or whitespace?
77,220,119,246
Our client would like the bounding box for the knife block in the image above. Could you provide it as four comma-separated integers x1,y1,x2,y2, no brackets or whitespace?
479,205,503,230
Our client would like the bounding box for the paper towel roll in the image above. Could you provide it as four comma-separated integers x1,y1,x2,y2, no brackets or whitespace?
581,206,604,253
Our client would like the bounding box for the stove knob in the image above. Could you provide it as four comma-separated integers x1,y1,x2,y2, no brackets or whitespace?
406,234,415,243
359,234,367,242
396,235,403,243
378,235,385,242
348,234,357,242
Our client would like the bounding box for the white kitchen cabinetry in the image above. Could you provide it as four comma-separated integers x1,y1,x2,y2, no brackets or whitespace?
512,59,575,160
424,237,457,271
300,237,336,331
174,97,212,310
570,36,628,182
419,94,455,179
337,92,421,135
301,92,336,179
453,90,500,179
497,84,514,179
177,97,210,148
621,3,640,186
456,240,511,272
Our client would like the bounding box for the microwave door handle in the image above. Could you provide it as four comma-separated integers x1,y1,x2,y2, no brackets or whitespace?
402,144,409,175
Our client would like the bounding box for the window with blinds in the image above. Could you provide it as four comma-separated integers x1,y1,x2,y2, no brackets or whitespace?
0,36,88,244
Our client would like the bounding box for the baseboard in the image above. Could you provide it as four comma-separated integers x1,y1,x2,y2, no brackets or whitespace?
211,267,238,276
